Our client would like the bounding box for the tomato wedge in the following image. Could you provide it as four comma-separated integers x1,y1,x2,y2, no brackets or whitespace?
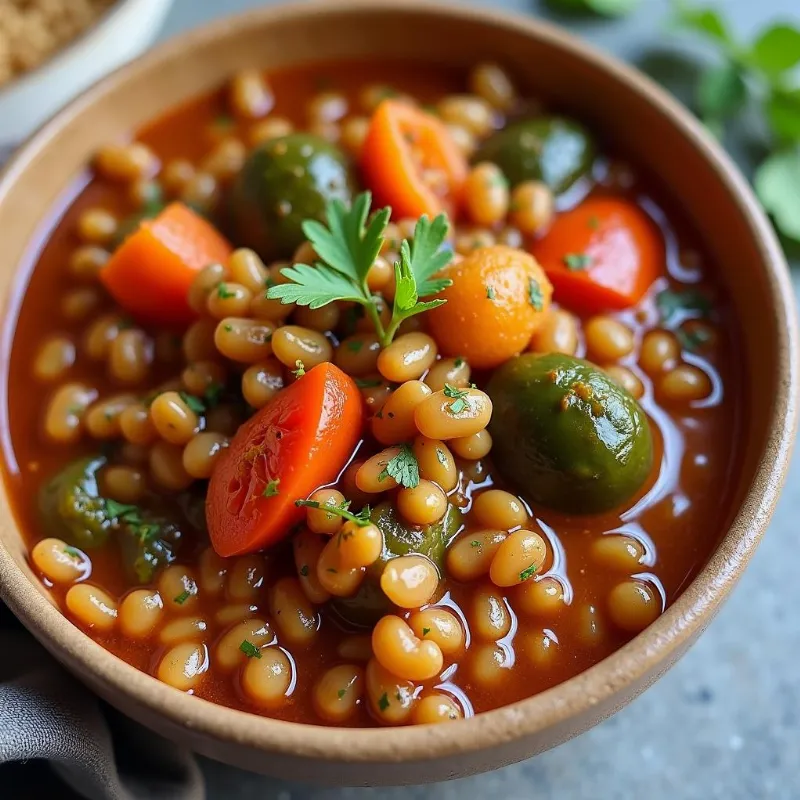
206,363,364,557
533,196,663,313
361,99,468,219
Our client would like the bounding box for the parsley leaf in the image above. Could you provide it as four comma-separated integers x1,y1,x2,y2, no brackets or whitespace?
63,545,82,559
486,285,496,300
295,499,372,527
104,499,138,519
547,0,639,17
239,640,262,659
262,479,280,498
470,540,482,548
519,564,538,582
656,288,712,325
268,262,365,309
378,443,420,489
563,253,592,271
755,150,800,241
378,692,390,711
179,391,205,415
528,278,544,311
443,383,470,415
204,382,224,409
217,283,235,299
750,24,800,77
422,627,431,637
355,377,382,388
405,214,453,297
299,564,309,577
293,360,306,378
174,590,191,605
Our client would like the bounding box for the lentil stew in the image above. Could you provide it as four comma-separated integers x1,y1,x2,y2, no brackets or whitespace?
2,58,742,728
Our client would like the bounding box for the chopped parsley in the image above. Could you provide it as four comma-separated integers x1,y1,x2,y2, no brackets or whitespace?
587,215,600,230
378,443,420,488
422,627,431,637
299,564,309,577
173,590,191,605
179,391,205,415
486,285,496,300
435,447,448,467
337,689,347,699
63,545,81,559
378,692,390,712
217,283,236,299
293,360,306,378
470,540,482,548
656,288,712,326
528,278,544,311
346,339,364,353
443,383,469,415
262,478,281,498
677,325,713,352
295,498,371,527
239,640,262,659
519,564,538,582
223,324,233,332
454,357,464,368
563,253,592,271
105,499,138,519
204,382,224,409
355,377,382,389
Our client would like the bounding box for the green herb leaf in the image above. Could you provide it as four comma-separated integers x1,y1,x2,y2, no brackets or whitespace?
486,285,496,300
755,149,800,241
422,627,431,637
750,24,800,77
217,283,235,299
105,499,138,519
519,564,538,582
346,339,364,353
766,89,800,143
204,382,224,409
174,590,191,605
378,692,390,711
239,640,262,659
696,62,746,125
528,278,544,311
293,360,306,378
406,214,453,296
672,1,732,46
295,499,372,527
655,288,712,325
470,540,482,548
262,478,280,498
677,325,712,351
378,443,420,489
563,253,592,271
268,262,364,309
179,391,205,415
354,377,383,388
547,0,639,17
63,545,82,559
337,689,347,699
299,564,309,576
393,249,419,313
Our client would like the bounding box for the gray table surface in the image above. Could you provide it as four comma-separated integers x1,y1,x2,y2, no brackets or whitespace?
159,1,800,797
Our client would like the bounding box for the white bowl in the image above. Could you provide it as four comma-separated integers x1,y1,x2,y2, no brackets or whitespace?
0,0,174,147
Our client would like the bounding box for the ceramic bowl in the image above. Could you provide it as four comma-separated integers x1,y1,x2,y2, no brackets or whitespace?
0,0,796,786
0,0,173,147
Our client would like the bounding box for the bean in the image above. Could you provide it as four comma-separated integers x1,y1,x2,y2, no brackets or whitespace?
65,584,117,631
215,603,260,627
515,575,566,617
269,577,318,647
471,588,511,639
34,336,76,382
292,529,331,604
591,534,645,572
149,441,193,491
228,248,268,293
248,117,293,146
359,376,393,415
659,365,712,403
520,628,559,668
241,647,293,707
396,480,448,526
77,208,117,244
119,589,163,638
336,522,383,570
335,333,381,377
413,693,463,724
216,618,274,670
413,436,457,492
471,490,528,530
95,142,158,182
201,138,246,183
585,316,635,363
227,555,266,602
463,163,509,227
424,357,471,393
84,314,127,361
109,329,152,385
340,116,370,157
313,664,364,723
154,331,183,366
158,566,199,611
468,643,511,685
62,287,103,322
446,123,477,157
182,360,227,398
182,432,229,479
497,226,524,249
119,403,157,445
159,617,209,646
101,465,146,504
449,429,492,460
161,159,196,196
304,488,346,535
639,330,679,375
377,333,438,383
214,318,274,363
293,303,341,333
198,547,230,595
366,256,393,292
230,69,273,119
372,614,443,681
608,580,661,632
436,95,494,137
309,120,341,143
270,325,332,370
380,555,440,609
316,540,365,597
149,391,199,445
408,607,464,656
129,178,162,210
207,281,253,319
469,62,516,110
156,643,208,691
181,172,219,213
365,657,416,725
68,245,108,282
605,365,645,399
447,530,507,582
414,388,492,440
355,447,401,492
371,380,432,445
31,538,87,584
187,262,228,315
204,403,242,437
44,382,97,444
337,634,373,662
577,604,605,646
489,529,548,587
509,181,554,236
454,228,496,256
308,91,348,123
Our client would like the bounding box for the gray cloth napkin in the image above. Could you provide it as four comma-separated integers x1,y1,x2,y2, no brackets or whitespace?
0,605,205,800
0,144,204,800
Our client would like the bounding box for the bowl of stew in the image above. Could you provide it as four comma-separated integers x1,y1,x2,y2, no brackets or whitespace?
0,0,796,786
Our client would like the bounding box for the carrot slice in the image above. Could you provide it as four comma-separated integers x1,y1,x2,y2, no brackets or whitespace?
206,362,364,557
361,100,468,219
532,196,663,313
100,202,232,326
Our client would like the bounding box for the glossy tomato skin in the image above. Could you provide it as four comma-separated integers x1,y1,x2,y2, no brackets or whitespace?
207,363,363,557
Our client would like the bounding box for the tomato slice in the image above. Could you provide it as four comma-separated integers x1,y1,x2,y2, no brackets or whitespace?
206,363,364,557
533,196,663,313
361,99,468,219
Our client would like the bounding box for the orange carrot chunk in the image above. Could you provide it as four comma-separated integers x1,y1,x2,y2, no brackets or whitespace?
361,100,468,219
100,202,232,326
533,196,663,314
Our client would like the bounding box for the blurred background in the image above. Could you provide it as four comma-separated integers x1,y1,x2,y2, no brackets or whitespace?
2,1,798,798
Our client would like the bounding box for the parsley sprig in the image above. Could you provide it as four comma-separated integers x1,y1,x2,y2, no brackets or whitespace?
378,444,420,489
295,498,372,527
267,192,453,347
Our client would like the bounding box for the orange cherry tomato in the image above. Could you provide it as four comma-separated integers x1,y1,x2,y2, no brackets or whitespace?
207,363,364,557
361,100,468,219
533,196,663,313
